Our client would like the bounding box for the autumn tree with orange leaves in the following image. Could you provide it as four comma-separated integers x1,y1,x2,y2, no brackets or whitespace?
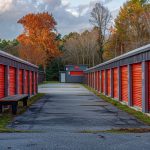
17,12,61,72
104,0,150,60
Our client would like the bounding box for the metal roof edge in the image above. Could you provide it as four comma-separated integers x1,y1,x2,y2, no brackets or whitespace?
85,44,150,72
65,64,88,67
0,50,38,68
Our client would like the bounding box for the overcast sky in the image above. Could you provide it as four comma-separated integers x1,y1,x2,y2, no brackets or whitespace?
0,0,127,40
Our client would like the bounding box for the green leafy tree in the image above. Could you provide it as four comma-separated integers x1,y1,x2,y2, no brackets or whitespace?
0,39,19,56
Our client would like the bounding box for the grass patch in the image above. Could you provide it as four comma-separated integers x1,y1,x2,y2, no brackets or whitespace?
0,93,45,133
0,128,42,133
17,93,45,114
83,84,150,126
79,128,150,134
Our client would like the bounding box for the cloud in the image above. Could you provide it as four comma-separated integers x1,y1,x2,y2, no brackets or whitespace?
0,0,13,13
0,0,126,39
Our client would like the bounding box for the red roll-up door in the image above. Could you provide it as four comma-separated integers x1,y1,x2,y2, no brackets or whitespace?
107,69,111,96
92,72,94,88
113,68,118,99
19,69,23,94
94,72,96,89
30,71,33,95
148,62,150,111
96,71,99,91
89,73,90,87
87,73,88,85
101,70,105,93
97,71,100,92
121,66,128,102
88,73,89,86
132,63,142,108
88,73,90,86
0,65,5,98
9,67,16,96
70,71,84,76
90,73,91,87
90,73,92,87
85,73,87,85
33,72,36,94
34,72,37,94
95,71,97,90
25,71,29,94
91,72,93,88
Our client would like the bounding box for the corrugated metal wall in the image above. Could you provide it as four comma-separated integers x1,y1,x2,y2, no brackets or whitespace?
84,44,150,113
0,50,38,99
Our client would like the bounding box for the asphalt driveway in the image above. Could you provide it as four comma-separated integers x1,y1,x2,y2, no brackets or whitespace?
0,83,150,150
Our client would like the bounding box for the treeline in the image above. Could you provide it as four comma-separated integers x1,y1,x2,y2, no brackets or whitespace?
0,39,19,56
0,0,149,80
62,28,100,67
105,0,150,60
63,0,150,66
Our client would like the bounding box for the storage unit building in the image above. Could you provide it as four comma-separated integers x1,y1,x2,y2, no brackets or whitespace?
62,65,88,83
0,50,38,98
84,44,150,113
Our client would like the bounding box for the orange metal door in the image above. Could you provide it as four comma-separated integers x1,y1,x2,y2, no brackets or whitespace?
148,62,150,111
70,71,84,76
86,73,89,85
95,72,96,89
107,69,111,96
113,68,118,99
93,72,94,88
132,63,142,108
88,73,90,86
95,71,98,90
98,71,100,92
92,72,94,88
9,67,16,96
0,65,5,98
101,70,105,93
89,73,92,87
25,71,29,94
85,73,87,85
89,73,90,87
30,71,33,95
121,66,128,102
34,72,37,94
19,69,23,94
